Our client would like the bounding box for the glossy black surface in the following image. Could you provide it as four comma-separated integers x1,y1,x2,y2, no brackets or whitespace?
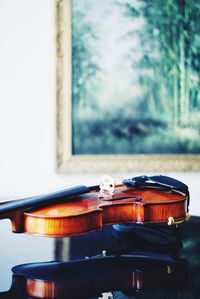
0,216,199,299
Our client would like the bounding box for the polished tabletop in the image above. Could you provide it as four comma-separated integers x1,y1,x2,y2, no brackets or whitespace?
0,216,199,299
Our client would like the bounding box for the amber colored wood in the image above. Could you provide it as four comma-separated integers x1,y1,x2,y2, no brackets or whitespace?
0,186,188,237
26,272,138,299
20,187,188,237
27,279,57,299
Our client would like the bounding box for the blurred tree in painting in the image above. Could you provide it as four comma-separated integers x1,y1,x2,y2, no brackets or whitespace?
123,0,200,128
72,5,100,111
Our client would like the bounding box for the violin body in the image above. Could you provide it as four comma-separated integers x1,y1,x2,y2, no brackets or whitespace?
0,175,189,238
18,186,187,237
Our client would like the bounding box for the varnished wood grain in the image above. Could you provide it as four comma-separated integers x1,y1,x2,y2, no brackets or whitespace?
21,187,188,237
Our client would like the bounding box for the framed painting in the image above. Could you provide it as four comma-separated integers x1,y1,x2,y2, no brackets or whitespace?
56,0,200,173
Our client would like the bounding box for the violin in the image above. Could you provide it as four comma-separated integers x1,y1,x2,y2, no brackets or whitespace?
0,175,190,237
1,252,188,299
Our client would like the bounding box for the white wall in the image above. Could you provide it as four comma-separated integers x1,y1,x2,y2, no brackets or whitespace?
0,1,199,216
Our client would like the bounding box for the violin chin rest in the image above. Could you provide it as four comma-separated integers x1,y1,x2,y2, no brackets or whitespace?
112,223,182,246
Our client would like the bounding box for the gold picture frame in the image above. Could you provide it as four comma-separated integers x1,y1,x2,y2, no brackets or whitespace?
56,0,200,173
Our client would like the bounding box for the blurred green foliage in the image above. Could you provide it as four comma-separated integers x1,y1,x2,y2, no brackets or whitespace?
72,0,200,155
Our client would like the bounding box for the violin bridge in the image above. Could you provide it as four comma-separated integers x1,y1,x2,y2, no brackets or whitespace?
99,175,116,195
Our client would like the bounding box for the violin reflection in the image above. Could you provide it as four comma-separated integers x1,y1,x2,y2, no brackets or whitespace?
0,253,188,299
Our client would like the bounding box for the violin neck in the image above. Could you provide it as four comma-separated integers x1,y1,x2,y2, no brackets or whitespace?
0,185,96,217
